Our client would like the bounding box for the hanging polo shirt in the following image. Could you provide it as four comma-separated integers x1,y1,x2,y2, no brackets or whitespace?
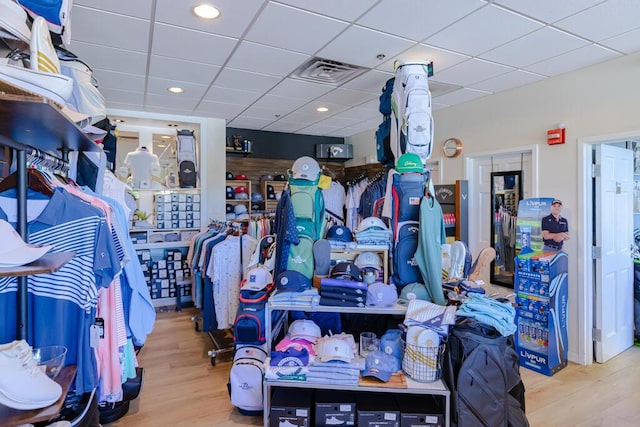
0,188,121,394
415,195,447,306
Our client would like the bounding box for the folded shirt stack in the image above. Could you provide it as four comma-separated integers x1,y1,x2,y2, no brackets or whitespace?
269,287,320,307
319,278,368,307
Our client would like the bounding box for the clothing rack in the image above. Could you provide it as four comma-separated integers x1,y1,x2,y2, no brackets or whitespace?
26,147,70,177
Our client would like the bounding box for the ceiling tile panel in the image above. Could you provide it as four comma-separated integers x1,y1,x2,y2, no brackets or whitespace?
554,0,640,41
331,105,380,121
433,88,491,106
268,78,335,100
68,42,148,75
601,28,640,53
100,87,145,105
145,93,201,111
471,70,546,93
317,25,415,68
92,70,146,93
299,123,344,135
315,116,365,128
154,0,265,38
377,44,470,74
71,7,150,52
494,0,605,24
433,58,514,86
315,88,377,106
245,2,349,54
148,55,220,85
357,0,486,41
523,44,621,76
295,101,351,117
194,101,247,119
151,24,238,65
146,78,208,99
227,116,277,129
425,4,543,56
226,41,310,76
480,27,591,68
341,70,394,93
74,0,154,19
202,87,262,106
276,0,379,21
249,94,308,115
262,120,306,133
213,68,281,92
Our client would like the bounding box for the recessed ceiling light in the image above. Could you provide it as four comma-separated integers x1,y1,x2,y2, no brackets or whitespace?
193,4,220,19
317,107,329,112
167,86,184,94
157,144,167,148
167,123,179,127
161,135,171,139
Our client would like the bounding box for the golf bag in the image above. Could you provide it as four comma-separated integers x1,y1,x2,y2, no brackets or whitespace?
177,129,197,188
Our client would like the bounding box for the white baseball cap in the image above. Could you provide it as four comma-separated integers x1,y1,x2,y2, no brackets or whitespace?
354,252,382,270
289,319,321,343
291,156,320,181
0,219,53,267
317,336,354,363
241,266,273,291
357,216,388,232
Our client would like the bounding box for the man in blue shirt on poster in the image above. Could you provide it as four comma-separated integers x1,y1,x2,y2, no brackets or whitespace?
541,199,569,252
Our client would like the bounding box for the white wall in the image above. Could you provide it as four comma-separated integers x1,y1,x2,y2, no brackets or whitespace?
346,51,640,363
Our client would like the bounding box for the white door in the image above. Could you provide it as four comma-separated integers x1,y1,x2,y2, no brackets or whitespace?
594,144,634,362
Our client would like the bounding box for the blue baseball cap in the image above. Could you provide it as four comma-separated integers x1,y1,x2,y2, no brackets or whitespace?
397,283,430,305
275,270,311,294
366,282,398,307
380,329,403,361
330,262,362,281
325,225,353,242
362,350,401,382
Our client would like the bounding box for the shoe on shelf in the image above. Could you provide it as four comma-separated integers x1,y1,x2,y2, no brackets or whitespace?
448,241,467,280
0,339,62,410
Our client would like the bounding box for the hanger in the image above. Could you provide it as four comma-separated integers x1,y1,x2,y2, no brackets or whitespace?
321,165,337,179
0,168,55,197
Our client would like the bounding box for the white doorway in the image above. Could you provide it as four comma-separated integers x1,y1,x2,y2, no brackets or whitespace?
465,145,538,261
579,133,637,364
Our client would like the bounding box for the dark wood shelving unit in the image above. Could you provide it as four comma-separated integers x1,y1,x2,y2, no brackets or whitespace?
0,252,76,278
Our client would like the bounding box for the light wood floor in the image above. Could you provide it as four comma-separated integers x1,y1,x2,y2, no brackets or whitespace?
105,307,640,427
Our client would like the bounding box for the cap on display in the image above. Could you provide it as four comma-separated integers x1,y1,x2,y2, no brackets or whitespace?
235,173,248,181
226,204,234,214
234,204,248,215
251,192,264,202
354,252,382,270
366,282,398,307
275,270,311,293
289,319,321,343
397,282,430,305
329,262,362,281
552,199,562,206
267,193,276,200
0,219,53,267
361,350,401,382
317,336,354,363
274,173,287,181
396,152,424,174
260,174,274,182
235,192,249,200
291,156,320,181
251,203,262,211
241,265,273,291
234,186,248,194
226,171,235,180
380,329,403,361
325,225,353,242
357,216,388,232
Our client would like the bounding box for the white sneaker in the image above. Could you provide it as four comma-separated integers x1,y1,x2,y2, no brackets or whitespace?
0,58,73,106
0,340,62,410
448,241,466,280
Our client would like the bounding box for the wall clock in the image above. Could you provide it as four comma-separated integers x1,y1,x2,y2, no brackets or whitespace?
443,138,463,158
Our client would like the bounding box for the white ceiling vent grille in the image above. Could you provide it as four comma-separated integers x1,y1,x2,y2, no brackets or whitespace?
293,57,367,85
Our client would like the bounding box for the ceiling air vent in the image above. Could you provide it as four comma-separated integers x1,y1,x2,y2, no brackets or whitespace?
293,57,367,85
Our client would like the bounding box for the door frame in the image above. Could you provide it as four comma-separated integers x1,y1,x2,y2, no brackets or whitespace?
578,130,640,365
464,144,539,258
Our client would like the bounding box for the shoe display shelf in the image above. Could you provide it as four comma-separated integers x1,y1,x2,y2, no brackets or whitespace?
226,179,252,221
434,180,468,244
261,180,287,211
331,244,389,284
263,302,451,427
0,93,100,425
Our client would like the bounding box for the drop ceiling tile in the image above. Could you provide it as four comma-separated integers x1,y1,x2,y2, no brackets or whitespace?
75,0,154,19
106,101,144,110
335,105,381,121
145,93,200,111
296,100,351,116
377,44,470,74
471,69,546,92
241,105,289,121
434,58,514,86
317,25,415,68
268,78,334,100
195,100,246,119
432,102,450,111
262,121,306,133
284,110,325,123
228,116,277,129
146,78,208,99
149,55,220,85
143,105,193,116
276,0,379,21
214,68,281,92
93,70,146,93
523,44,621,76
152,23,238,65
299,123,344,135
155,0,265,38
600,28,640,54
316,116,364,128
245,2,349,54
227,41,310,77
100,87,145,105
203,86,262,106
342,70,393,93
358,0,486,41
250,94,308,114
494,0,605,24
71,7,149,52
434,88,491,105
555,0,640,41
480,27,590,68
315,88,377,106
429,81,464,97
425,4,543,56
68,42,148,75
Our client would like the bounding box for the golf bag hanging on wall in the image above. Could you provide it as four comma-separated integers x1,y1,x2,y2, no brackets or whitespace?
177,129,197,188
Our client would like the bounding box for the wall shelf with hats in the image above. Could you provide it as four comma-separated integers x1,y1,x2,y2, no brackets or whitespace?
226,179,252,222
262,180,287,211
330,245,390,284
